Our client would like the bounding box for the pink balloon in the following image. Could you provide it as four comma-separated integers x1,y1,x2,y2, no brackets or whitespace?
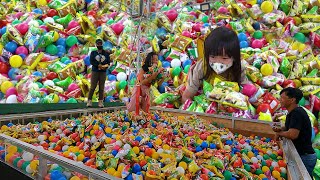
165,9,178,22
251,39,263,49
189,11,198,18
68,83,79,92
218,7,229,14
192,23,202,32
15,46,29,55
16,23,29,35
15,75,23,81
241,83,257,97
111,23,124,35
68,20,79,30
182,31,191,38
6,87,17,98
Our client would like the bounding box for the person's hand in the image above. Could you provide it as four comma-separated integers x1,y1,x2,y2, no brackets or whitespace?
272,126,282,132
274,133,280,141
272,112,283,122
98,64,103,70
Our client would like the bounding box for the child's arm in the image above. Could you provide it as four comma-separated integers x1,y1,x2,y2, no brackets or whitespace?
139,70,159,86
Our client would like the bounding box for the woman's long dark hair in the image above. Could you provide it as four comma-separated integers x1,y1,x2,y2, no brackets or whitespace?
203,26,241,84
142,52,156,72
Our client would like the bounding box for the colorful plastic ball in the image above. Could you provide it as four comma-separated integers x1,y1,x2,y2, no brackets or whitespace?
32,71,43,77
294,32,306,43
15,46,28,55
209,143,216,149
68,83,79,92
195,146,202,152
1,81,14,94
201,141,208,149
56,38,66,47
223,170,232,180
162,61,170,68
253,30,263,39
46,44,58,55
5,41,18,53
240,41,249,49
132,163,141,173
260,63,273,76
242,83,257,97
5,87,17,98
251,39,263,49
261,1,274,13
66,35,78,47
6,95,18,104
0,26,6,35
9,55,23,68
238,32,247,41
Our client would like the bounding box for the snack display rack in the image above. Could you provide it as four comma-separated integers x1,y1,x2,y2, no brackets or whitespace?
0,106,312,180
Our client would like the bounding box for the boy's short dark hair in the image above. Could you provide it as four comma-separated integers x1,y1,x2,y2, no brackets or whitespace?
280,87,303,104
96,39,103,44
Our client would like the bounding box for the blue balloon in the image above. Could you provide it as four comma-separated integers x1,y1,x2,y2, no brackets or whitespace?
252,22,260,30
256,0,263,5
7,123,13,127
56,38,66,47
64,60,72,65
195,146,202,152
84,56,90,66
8,68,19,80
103,41,113,51
105,96,115,102
57,52,64,58
240,41,249,49
5,41,18,53
111,150,118,156
108,74,116,81
132,163,141,173
182,59,192,68
85,0,93,3
162,82,169,87
1,26,6,35
238,32,247,41
158,55,164,61
203,23,210,27
19,54,26,59
33,71,42,77
57,45,66,53
125,174,133,180
158,84,165,93
32,8,43,15
162,61,170,68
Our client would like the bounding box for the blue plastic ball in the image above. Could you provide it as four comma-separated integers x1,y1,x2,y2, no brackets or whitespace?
226,140,232,145
135,136,142,142
132,163,141,173
107,74,116,81
195,146,202,152
201,141,208,149
7,123,13,127
111,150,118,156
252,22,260,30
56,38,66,47
209,143,216,149
5,41,18,53
238,32,247,41
240,41,249,49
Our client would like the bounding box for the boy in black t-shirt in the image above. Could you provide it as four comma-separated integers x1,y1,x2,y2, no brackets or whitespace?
273,87,316,177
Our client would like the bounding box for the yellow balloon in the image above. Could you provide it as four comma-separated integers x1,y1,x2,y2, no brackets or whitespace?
30,160,39,170
260,63,273,76
247,0,257,5
52,94,59,103
5,153,14,161
291,41,300,50
1,81,14,94
261,1,274,13
119,89,125,100
52,31,59,42
38,0,47,6
70,176,81,180
298,43,306,52
7,145,17,153
9,55,23,68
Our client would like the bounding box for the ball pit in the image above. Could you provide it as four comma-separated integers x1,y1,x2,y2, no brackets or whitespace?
0,111,288,179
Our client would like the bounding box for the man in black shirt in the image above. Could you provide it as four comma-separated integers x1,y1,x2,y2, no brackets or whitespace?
87,39,110,108
274,87,316,177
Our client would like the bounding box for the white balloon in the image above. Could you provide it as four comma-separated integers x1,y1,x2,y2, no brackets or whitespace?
171,59,181,68
251,157,258,164
62,145,69,152
44,80,54,87
116,72,127,81
26,165,34,174
56,129,62,134
22,152,34,161
6,95,18,103
176,167,185,175
38,135,46,142
43,17,54,24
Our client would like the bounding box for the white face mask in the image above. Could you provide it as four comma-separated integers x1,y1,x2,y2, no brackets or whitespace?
210,61,233,74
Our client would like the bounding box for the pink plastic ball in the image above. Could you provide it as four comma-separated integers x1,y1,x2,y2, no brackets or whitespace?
68,83,79,92
6,87,17,98
218,7,229,14
242,83,257,97
182,31,191,38
251,39,263,49
15,46,29,55
16,23,29,35
68,20,79,30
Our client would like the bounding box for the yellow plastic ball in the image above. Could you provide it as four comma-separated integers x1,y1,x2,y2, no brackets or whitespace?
38,0,47,6
30,160,39,170
77,154,85,161
8,146,17,154
132,146,140,154
90,130,95,136
259,174,267,178
260,63,273,76
9,55,23,68
178,161,188,170
272,170,281,178
1,81,14,94
152,152,159,160
247,0,257,5
93,125,99,130
107,168,116,175
155,139,162,146
247,151,254,158
196,139,203,145
116,135,122,140
206,136,213,142
118,163,125,172
262,166,269,173
105,137,112,144
5,153,14,161
113,171,121,178
105,127,112,133
298,43,306,52
1,125,8,131
52,31,59,42
162,144,170,150
261,1,274,13
292,41,300,50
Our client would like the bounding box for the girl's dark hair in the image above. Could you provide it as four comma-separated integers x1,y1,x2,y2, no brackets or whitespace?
142,52,156,72
203,26,241,84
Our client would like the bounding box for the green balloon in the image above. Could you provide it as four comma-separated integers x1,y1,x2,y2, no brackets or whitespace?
37,19,44,26
280,3,290,15
244,164,251,172
66,98,77,103
253,30,263,39
184,65,190,73
294,32,306,43
36,82,43,88
172,67,182,76
66,35,78,47
202,15,209,23
223,170,232,180
12,20,21,26
21,161,30,171
299,97,306,106
13,158,22,167
107,19,114,25
255,169,263,175
60,56,70,63
213,1,223,10
161,6,170,11
118,80,128,89
46,44,58,55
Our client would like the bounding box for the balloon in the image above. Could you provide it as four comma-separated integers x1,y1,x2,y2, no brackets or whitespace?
162,61,171,68
9,55,23,68
202,15,209,23
15,46,28,55
172,67,182,76
261,1,273,13
8,68,19,80
260,63,273,76
253,30,263,39
84,56,90,66
32,71,43,77
56,38,66,47
184,65,190,73
1,81,14,93
240,41,249,49
38,0,47,6
0,62,9,74
6,95,18,103
105,96,115,102
116,72,127,81
5,87,17,98
166,9,178,22
252,22,260,30
5,41,18,53
182,59,192,68
242,84,257,97
0,26,6,35
68,83,79,92
66,98,77,103
294,32,306,43
44,80,55,87
111,23,124,35
103,41,113,50
57,45,66,54
46,44,58,55
218,6,229,14
22,152,34,161
33,8,43,15
108,74,117,81
158,84,165,93
60,56,70,63
68,20,79,30
16,23,29,35
251,39,263,48
119,80,128,89
171,59,181,68
257,103,271,114
43,17,55,24
238,32,247,41
66,35,78,47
